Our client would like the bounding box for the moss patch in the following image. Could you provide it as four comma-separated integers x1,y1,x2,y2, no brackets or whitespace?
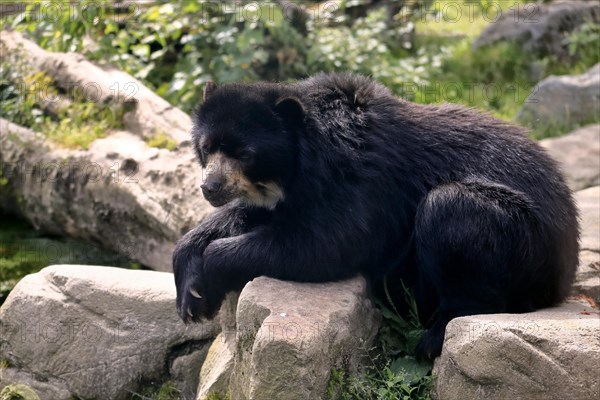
1,66,124,150
0,384,41,400
146,131,178,151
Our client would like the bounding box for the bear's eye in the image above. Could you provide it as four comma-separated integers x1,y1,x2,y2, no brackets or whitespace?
197,143,209,164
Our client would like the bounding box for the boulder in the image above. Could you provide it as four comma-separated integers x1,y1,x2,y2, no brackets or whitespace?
0,119,211,271
473,1,600,57
225,276,380,400
540,125,600,191
517,64,600,132
0,265,220,400
573,186,600,303
432,300,600,400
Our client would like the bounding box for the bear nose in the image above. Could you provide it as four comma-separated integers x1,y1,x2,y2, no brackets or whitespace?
201,181,222,195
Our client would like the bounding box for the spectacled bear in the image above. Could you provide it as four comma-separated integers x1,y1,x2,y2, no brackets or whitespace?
173,73,579,360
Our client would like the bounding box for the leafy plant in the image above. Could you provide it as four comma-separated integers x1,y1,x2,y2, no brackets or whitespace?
127,381,181,400
0,62,123,149
0,64,44,128
563,22,600,73
205,391,231,400
8,0,99,53
327,352,433,399
327,280,433,400
153,382,180,400
308,7,445,91
6,1,309,113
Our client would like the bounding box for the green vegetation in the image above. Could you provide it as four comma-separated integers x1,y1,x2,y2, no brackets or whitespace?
3,0,597,138
43,101,123,150
561,22,600,74
146,382,181,400
2,0,306,112
411,1,600,133
328,283,433,400
205,391,231,400
0,384,41,400
415,40,534,120
146,131,178,151
328,360,433,400
528,114,600,141
127,381,181,400
0,215,137,305
0,217,48,305
0,66,123,149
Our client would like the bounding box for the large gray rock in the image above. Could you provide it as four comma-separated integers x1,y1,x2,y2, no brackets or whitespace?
517,64,600,132
473,1,600,56
0,265,219,400
433,300,600,400
573,186,600,303
226,276,380,400
0,120,210,271
540,125,600,191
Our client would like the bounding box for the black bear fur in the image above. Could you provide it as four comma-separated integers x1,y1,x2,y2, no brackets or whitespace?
173,73,579,360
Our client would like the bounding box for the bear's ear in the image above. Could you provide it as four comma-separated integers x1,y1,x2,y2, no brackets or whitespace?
203,81,217,101
274,96,305,125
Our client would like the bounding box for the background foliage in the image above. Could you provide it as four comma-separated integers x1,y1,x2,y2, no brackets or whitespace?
3,0,598,129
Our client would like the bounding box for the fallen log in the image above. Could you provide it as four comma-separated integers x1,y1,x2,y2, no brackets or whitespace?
0,29,191,143
0,118,211,271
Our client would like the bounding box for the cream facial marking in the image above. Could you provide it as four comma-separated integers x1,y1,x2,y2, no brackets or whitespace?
202,151,283,209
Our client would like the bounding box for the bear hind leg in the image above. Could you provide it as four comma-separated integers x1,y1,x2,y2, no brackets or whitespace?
414,179,537,361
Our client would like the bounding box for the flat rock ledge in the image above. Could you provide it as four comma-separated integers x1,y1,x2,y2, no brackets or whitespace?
0,265,220,400
432,300,600,400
